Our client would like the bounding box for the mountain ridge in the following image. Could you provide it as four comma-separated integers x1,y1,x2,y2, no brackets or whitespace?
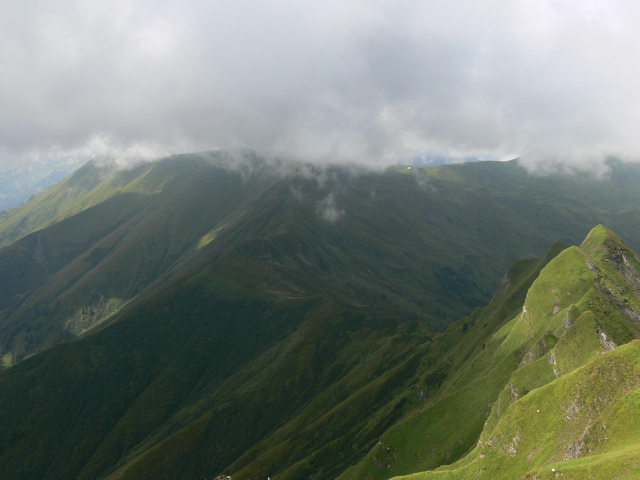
0,154,640,478
4,223,639,480
382,225,640,479
3,154,640,366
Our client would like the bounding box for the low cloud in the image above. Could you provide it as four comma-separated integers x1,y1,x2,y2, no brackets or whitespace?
65,135,176,168
516,151,616,178
316,193,344,222
2,1,640,171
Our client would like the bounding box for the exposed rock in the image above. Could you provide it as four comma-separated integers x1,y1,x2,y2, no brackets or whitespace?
505,433,520,455
584,257,599,273
563,312,572,328
564,426,590,460
510,382,519,402
611,248,640,293
564,440,583,460
417,388,427,402
596,326,617,352
494,273,512,298
565,401,580,420
518,350,537,368
622,305,640,324
549,350,560,377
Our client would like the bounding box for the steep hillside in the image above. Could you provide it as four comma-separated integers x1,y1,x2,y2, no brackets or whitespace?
0,152,284,365
0,218,565,480
3,221,640,480
380,226,640,480
2,153,640,366
0,157,85,211
2,177,640,480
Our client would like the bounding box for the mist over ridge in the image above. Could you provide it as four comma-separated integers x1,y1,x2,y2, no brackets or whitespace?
3,4,640,478
2,1,640,173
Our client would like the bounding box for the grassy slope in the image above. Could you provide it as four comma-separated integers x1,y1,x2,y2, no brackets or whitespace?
0,153,639,479
335,242,569,480
0,154,284,365
3,154,640,366
0,157,85,211
0,266,440,480
0,279,321,480
102,306,433,480
224,243,569,480
0,223,565,480
0,217,638,480
0,159,117,245
389,225,640,480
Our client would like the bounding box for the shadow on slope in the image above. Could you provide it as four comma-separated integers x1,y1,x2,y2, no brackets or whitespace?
388,226,640,480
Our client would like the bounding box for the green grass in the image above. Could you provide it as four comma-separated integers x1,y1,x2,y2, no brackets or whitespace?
336,242,570,480
387,228,640,480
3,155,640,366
396,342,640,480
0,185,563,479
1,155,640,478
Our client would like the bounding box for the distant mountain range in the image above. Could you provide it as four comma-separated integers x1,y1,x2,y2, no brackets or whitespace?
0,151,639,479
409,153,486,165
0,157,85,211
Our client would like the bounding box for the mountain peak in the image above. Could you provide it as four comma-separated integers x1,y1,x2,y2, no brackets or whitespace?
579,224,625,255
4,159,640,480
385,226,640,480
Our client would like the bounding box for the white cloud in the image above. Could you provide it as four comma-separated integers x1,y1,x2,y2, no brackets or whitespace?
2,1,640,170
316,193,344,222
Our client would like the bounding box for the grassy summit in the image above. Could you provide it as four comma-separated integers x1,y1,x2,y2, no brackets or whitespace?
384,225,640,480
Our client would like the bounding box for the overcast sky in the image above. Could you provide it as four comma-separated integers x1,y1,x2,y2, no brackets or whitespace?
2,0,640,168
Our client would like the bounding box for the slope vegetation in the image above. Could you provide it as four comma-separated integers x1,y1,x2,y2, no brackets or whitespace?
0,152,639,478
0,217,566,480
0,210,639,479
2,153,640,366
384,226,640,480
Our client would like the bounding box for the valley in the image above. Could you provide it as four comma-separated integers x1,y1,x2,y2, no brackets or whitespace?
0,153,639,479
